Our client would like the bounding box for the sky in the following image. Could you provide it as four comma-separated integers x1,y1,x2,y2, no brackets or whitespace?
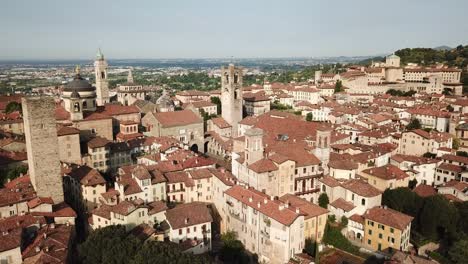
1,0,467,60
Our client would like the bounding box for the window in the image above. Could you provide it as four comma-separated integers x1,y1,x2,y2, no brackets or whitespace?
368,230,372,235
179,229,182,235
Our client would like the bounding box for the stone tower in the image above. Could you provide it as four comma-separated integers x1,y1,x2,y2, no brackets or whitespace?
127,68,134,83
244,128,264,166
22,96,64,203
313,127,332,173
221,64,243,137
94,49,109,106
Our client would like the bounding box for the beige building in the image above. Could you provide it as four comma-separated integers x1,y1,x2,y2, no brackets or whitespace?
363,207,413,252
224,185,305,264
360,165,410,192
279,194,328,242
399,129,452,156
57,126,82,164
142,110,204,152
243,93,271,117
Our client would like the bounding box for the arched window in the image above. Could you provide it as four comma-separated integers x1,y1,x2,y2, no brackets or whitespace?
361,198,366,205
73,102,80,112
101,71,105,79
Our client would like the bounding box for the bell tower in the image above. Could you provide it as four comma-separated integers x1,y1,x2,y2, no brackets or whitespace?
221,64,243,137
314,127,331,172
94,48,109,106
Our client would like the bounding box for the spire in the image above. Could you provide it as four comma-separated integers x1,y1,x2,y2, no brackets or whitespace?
127,69,134,83
96,48,104,60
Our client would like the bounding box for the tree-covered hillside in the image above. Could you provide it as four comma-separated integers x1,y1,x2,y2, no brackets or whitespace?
395,45,468,68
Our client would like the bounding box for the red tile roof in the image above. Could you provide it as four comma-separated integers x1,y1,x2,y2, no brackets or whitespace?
362,165,409,180
248,158,278,173
154,110,202,127
279,194,328,219
364,207,413,230
330,198,355,212
413,184,437,197
225,185,303,226
165,202,212,229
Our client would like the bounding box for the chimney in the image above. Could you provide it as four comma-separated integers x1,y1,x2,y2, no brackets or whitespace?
185,218,189,225
257,202,261,208
45,246,49,252
43,233,47,239
285,201,289,208
35,246,40,253
248,197,253,203
295,208,300,214
279,204,284,211
270,196,274,201
50,223,55,229
264,198,268,204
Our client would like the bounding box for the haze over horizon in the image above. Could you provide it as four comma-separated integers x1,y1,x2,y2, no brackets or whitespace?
1,0,467,60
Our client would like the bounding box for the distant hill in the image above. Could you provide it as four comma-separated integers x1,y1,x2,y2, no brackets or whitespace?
434,45,452,51
394,45,467,67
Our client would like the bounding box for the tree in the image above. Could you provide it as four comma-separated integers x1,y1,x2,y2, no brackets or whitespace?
406,118,422,130
219,231,249,263
5,101,21,114
453,138,461,150
322,224,360,255
328,214,336,223
334,80,343,93
419,195,459,240
304,238,316,257
448,239,468,264
341,216,348,226
0,166,28,187
408,179,418,189
319,193,329,209
306,112,313,122
211,96,222,115
79,225,206,264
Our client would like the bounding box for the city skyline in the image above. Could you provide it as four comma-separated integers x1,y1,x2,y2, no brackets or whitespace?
1,0,467,60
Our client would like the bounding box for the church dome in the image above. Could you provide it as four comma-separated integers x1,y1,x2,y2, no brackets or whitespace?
64,67,95,92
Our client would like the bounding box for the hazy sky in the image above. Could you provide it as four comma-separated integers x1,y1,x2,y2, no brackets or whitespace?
1,0,467,60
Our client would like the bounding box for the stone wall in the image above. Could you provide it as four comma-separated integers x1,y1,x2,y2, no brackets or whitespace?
22,96,64,203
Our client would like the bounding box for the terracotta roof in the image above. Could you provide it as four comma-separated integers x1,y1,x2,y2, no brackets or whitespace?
364,207,413,230
211,117,231,129
362,165,409,180
96,104,140,116
342,179,382,197
225,185,303,226
413,184,437,197
148,201,168,215
87,136,110,149
440,180,468,192
208,168,236,187
67,166,106,186
437,163,463,173
132,165,152,180
330,198,355,212
154,110,202,127
57,126,80,136
328,159,358,171
349,214,364,224
27,197,54,209
319,176,341,187
22,224,73,263
248,158,278,173
279,194,328,219
441,154,468,165
165,202,212,229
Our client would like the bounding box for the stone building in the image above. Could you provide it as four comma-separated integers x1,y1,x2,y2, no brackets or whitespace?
142,110,204,152
221,64,243,136
57,126,82,164
94,49,110,106
117,69,147,106
22,96,64,203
